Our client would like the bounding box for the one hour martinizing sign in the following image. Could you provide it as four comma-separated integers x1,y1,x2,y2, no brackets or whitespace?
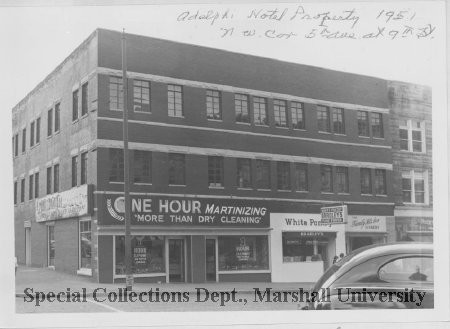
98,194,269,227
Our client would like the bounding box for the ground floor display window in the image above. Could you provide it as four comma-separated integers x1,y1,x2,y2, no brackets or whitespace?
47,226,55,267
79,220,91,269
218,235,269,271
282,232,329,262
115,236,165,275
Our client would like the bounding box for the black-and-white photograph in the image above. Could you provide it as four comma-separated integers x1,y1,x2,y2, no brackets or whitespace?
1,1,448,328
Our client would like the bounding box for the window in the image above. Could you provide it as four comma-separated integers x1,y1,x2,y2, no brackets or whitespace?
115,236,165,275
169,153,186,185
133,150,152,184
294,163,308,191
237,158,252,188
36,117,41,144
374,169,386,195
22,128,26,153
235,94,249,123
360,168,372,194
283,232,329,262
109,149,124,182
81,152,88,185
253,97,268,125
109,76,124,111
168,84,183,117
54,103,60,133
218,236,269,271
291,102,305,129
20,178,25,203
46,167,52,194
277,161,291,190
14,181,17,205
81,82,88,116
371,112,384,138
34,172,39,198
208,156,224,187
317,106,331,133
133,80,150,112
30,121,35,147
48,226,55,267
79,221,91,269
72,89,79,121
206,90,221,120
399,120,425,152
357,111,370,137
335,166,349,193
321,165,333,192
332,108,345,134
378,257,433,283
47,108,53,137
273,100,287,127
72,156,78,187
53,164,59,193
28,174,34,200
256,160,271,190
14,133,19,157
402,170,428,204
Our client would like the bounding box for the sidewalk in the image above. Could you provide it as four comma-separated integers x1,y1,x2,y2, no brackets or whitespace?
16,266,315,297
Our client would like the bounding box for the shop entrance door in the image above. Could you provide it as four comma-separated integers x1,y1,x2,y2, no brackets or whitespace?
205,239,216,282
25,228,31,266
168,239,185,282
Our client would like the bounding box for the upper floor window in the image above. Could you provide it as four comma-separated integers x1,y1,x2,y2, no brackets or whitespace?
237,158,252,188
402,170,428,204
335,166,349,193
53,164,60,193
253,97,268,126
46,167,52,195
399,119,425,153
34,172,39,199
81,82,89,116
14,133,19,157
47,108,53,137
357,111,370,137
360,168,372,194
72,156,78,187
36,117,41,144
208,156,224,188
371,112,384,138
168,84,183,117
206,90,221,120
317,106,331,133
277,161,291,190
291,102,305,130
109,148,124,182
22,128,26,153
109,76,124,111
133,80,150,113
30,121,35,147
81,152,88,185
235,94,249,123
256,160,271,190
133,150,152,184
54,103,60,133
169,153,186,185
14,181,17,205
321,165,333,192
332,108,345,134
20,178,25,203
29,174,34,200
294,163,308,191
72,89,79,121
273,100,287,127
374,169,387,195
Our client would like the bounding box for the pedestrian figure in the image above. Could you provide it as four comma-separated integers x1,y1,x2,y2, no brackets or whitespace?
339,252,345,261
332,256,339,264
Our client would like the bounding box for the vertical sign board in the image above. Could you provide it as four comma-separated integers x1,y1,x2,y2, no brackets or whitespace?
321,205,348,224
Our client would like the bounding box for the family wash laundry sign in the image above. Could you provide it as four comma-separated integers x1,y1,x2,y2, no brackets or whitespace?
98,194,270,227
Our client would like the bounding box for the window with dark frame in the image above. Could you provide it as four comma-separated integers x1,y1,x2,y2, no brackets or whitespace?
273,100,287,127
374,169,387,195
332,108,345,134
36,117,41,144
79,220,92,269
54,103,60,133
253,97,268,125
53,164,59,193
14,181,17,205
133,80,150,112
168,84,183,117
30,121,35,147
72,156,78,187
256,160,271,190
81,152,88,185
29,174,34,200
46,167,52,195
34,172,39,198
81,82,88,116
360,168,372,194
20,178,25,203
317,106,331,133
235,94,249,123
208,156,224,188
357,111,370,137
237,158,252,188
321,165,333,192
22,128,26,153
371,112,384,138
277,161,291,190
47,108,53,137
133,150,152,184
109,76,124,111
294,163,308,191
206,90,221,120
72,89,79,121
291,102,305,130
14,133,19,157
109,149,124,182
335,166,349,193
168,153,186,185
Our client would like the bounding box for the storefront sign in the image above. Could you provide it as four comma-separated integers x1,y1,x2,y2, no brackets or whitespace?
396,217,433,232
35,185,91,222
98,194,270,227
346,216,387,232
321,205,347,224
235,238,251,261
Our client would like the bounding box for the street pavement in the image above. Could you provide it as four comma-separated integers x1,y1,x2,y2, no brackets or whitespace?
16,266,315,313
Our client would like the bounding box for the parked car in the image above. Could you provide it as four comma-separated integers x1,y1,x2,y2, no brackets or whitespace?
304,243,433,310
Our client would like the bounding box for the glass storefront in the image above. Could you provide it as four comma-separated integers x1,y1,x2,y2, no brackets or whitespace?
282,232,330,263
79,220,91,269
218,235,269,271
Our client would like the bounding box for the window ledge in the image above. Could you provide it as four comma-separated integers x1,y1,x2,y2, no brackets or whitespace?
134,110,152,114
275,126,289,129
295,190,308,193
72,119,79,124
403,202,428,206
337,192,350,195
254,124,269,127
321,192,334,195
46,135,52,139
236,121,251,125
169,184,187,187
168,115,185,118
209,186,225,189
134,182,152,186
207,118,223,122
110,108,123,112
375,194,388,197
361,193,374,196
373,137,385,140
334,133,346,136
256,188,271,192
277,189,291,192
54,130,61,135
399,150,426,154
77,268,92,277
359,135,371,139
110,181,124,184
80,113,88,119
48,266,55,270
237,187,253,190
318,131,332,134
293,128,306,131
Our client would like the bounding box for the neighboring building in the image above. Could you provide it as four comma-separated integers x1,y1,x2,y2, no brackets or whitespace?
13,29,398,284
388,82,433,242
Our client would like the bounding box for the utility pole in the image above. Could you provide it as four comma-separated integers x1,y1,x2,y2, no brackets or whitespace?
122,29,133,291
